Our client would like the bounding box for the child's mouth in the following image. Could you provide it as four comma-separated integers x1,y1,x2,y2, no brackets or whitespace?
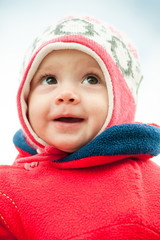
54,117,84,123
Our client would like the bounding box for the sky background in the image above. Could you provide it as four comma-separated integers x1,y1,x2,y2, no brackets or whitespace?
0,0,160,165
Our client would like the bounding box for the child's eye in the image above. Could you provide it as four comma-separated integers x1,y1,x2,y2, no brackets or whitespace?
41,76,57,85
82,75,100,85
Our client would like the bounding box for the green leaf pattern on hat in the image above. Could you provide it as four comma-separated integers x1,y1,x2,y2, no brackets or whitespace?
53,19,100,37
109,36,133,77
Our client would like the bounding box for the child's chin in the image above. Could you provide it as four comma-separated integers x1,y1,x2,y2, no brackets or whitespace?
49,136,89,153
55,143,82,153
57,146,79,153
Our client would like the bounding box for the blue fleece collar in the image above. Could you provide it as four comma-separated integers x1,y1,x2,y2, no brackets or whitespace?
13,124,160,164
55,123,160,163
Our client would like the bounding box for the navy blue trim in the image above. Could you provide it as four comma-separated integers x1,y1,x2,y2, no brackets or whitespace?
13,124,160,163
13,129,37,155
55,124,160,163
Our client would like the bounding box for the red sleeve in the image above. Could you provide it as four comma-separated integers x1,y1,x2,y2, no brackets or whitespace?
0,224,17,239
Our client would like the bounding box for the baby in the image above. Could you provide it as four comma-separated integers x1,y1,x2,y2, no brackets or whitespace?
28,49,108,153
0,15,160,239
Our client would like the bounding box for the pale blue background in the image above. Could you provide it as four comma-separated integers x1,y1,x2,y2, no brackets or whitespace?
0,0,160,164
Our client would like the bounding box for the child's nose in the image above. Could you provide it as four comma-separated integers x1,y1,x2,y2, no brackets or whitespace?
55,91,80,105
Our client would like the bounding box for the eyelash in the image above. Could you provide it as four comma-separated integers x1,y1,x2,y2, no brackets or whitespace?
82,74,100,84
38,73,56,84
38,73,102,85
41,75,57,85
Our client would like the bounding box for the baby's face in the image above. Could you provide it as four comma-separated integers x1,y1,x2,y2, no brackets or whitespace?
28,49,108,152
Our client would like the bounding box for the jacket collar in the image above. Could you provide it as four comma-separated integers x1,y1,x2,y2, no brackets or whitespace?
14,123,160,169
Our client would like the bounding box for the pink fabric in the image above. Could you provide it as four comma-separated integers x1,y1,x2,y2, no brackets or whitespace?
0,157,160,239
17,146,68,164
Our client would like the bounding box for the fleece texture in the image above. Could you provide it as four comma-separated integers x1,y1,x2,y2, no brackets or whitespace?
0,124,160,239
0,16,159,240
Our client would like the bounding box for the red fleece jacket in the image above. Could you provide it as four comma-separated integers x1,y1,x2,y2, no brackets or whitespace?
0,124,160,240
